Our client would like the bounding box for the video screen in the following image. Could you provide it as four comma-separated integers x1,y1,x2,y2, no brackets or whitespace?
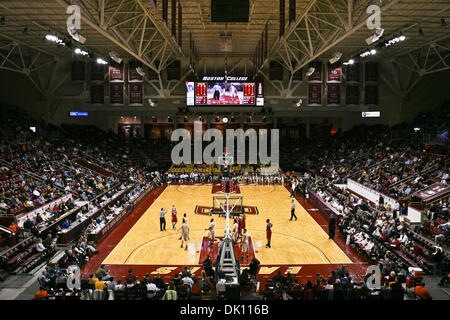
195,82,256,105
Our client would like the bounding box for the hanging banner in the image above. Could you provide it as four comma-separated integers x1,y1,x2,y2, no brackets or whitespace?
91,85,104,104
365,62,378,82
90,62,105,81
365,85,378,105
327,84,340,105
128,61,143,82
346,63,360,82
308,84,322,105
327,63,341,82
129,83,143,105
109,62,124,82
346,85,359,105
72,60,85,81
110,83,124,105
308,61,322,82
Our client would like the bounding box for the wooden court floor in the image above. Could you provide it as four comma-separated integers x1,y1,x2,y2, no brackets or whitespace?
102,185,352,266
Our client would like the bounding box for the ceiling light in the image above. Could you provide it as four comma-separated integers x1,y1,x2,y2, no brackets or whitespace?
74,48,88,56
222,116,229,123
343,59,354,65
96,58,108,65
45,34,66,46
306,67,315,76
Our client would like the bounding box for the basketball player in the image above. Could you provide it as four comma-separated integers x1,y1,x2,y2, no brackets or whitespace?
237,215,242,236
178,219,189,250
206,218,215,247
212,83,222,102
290,179,297,197
241,213,246,231
266,219,273,248
171,205,178,230
241,229,250,261
290,199,298,221
232,218,239,245
179,214,188,240
230,84,240,103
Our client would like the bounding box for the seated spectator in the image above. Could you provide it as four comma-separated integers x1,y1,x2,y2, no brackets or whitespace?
34,287,48,300
414,282,432,300
125,268,137,286
96,264,107,280
61,219,71,230
153,273,166,290
35,238,46,253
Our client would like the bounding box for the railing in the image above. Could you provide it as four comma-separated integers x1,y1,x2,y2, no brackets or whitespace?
72,157,116,178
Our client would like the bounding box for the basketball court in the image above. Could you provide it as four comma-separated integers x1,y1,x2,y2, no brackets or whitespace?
102,184,352,266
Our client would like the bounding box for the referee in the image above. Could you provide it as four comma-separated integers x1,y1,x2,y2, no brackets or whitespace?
159,208,166,231
290,199,298,221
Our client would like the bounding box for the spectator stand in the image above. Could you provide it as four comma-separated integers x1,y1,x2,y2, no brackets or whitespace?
88,182,153,243
58,182,134,244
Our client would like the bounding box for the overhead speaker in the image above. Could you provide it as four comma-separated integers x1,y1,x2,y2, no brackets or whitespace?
67,27,86,44
329,52,342,64
136,67,146,77
109,51,122,64
365,28,384,45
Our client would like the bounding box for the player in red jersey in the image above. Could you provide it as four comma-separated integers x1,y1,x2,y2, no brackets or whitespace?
171,205,178,230
241,213,246,231
266,219,273,248
237,215,242,236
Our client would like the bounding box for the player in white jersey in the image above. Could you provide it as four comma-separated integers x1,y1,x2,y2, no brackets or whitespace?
205,218,215,247
178,220,190,250
230,84,240,103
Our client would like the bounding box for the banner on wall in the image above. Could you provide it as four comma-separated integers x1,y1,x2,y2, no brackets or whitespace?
412,183,449,201
308,61,322,82
109,62,124,82
91,85,105,104
110,83,124,105
308,84,322,105
346,63,360,82
129,83,143,105
90,62,105,81
327,63,341,82
365,62,378,82
365,85,378,105
71,60,85,81
327,84,340,105
346,85,360,105
128,61,143,82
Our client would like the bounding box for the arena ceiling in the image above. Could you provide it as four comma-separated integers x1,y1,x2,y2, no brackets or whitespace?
0,0,449,96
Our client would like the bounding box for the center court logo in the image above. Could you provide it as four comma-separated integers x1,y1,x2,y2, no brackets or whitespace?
171,121,279,166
